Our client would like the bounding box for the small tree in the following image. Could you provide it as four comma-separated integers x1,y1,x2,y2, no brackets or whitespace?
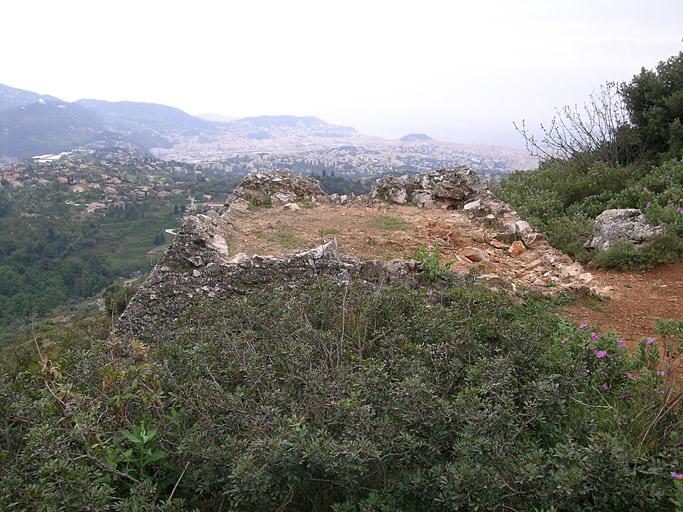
622,52,683,161
515,82,641,170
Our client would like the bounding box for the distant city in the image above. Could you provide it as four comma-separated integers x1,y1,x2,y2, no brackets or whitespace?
0,83,537,181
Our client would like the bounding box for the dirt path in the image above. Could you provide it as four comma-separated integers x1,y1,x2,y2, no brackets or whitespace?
563,262,683,344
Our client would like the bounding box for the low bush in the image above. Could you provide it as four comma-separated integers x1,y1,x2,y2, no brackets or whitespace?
595,235,683,270
248,195,273,209
415,244,454,283
0,281,681,510
103,280,141,317
495,159,683,269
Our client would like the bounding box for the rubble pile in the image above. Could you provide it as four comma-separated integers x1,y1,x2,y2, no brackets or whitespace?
230,169,325,205
373,166,545,246
372,166,487,208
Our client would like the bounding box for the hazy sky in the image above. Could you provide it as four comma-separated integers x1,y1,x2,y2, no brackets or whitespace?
2,0,682,147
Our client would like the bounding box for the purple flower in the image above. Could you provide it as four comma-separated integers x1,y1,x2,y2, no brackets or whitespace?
672,472,683,480
617,338,626,347
602,383,610,390
646,337,655,346
560,338,568,345
595,350,609,359
590,332,599,341
656,370,666,377
627,372,637,381
579,323,588,331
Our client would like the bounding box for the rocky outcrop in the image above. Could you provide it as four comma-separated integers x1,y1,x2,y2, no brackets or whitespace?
372,166,487,208
373,167,545,248
230,169,325,205
586,209,665,251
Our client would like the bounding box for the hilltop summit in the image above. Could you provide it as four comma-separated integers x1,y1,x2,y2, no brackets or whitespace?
400,133,433,142
114,167,600,344
0,83,60,111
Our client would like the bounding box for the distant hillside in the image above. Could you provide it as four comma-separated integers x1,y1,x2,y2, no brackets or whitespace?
0,147,243,342
0,101,109,159
76,99,215,134
0,83,221,159
400,133,432,142
0,83,59,111
0,83,363,159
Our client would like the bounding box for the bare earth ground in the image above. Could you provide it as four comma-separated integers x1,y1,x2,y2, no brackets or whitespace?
227,202,582,289
563,262,683,345
229,202,682,350
230,203,484,262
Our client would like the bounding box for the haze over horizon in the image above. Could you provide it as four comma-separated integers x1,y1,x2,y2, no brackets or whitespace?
3,0,682,148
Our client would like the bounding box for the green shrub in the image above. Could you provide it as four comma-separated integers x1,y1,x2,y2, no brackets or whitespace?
595,235,683,270
495,159,683,269
248,195,273,209
103,281,140,317
1,282,680,510
594,240,652,270
415,245,453,283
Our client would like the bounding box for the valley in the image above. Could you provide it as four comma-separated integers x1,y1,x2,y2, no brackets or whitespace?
0,148,242,342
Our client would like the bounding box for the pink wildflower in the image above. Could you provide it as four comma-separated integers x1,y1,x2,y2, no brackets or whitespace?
627,372,637,381
590,332,599,341
646,337,655,346
560,338,568,345
617,338,626,347
595,350,609,359
656,370,666,377
672,472,683,479
579,323,588,331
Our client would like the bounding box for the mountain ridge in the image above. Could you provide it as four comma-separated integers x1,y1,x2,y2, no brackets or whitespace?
0,82,60,111
0,83,535,175
0,83,361,159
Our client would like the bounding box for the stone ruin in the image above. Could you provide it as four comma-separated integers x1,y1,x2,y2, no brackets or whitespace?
230,169,325,206
115,167,601,344
114,210,427,343
372,166,487,208
373,166,544,246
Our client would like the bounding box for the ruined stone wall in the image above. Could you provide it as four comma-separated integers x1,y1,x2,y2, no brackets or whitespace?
230,169,325,205
115,168,595,345
114,205,426,345
373,166,544,246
